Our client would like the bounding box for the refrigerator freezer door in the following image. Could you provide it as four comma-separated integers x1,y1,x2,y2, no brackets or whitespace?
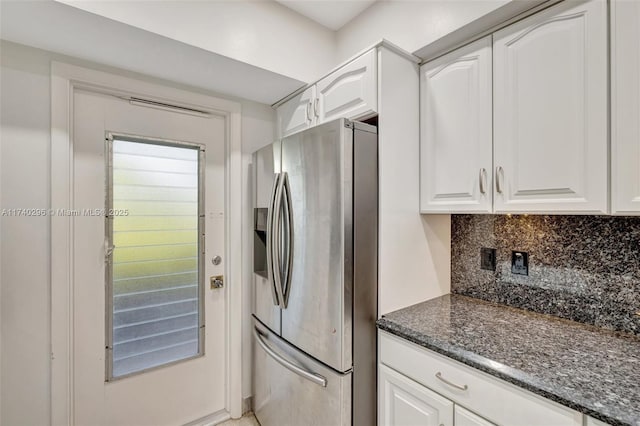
280,119,353,372
253,142,281,334
253,318,351,426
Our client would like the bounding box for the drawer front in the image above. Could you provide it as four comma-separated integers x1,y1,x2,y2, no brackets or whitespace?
379,331,582,426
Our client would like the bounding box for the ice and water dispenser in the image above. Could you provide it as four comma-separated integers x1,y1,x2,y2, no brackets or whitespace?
253,208,269,278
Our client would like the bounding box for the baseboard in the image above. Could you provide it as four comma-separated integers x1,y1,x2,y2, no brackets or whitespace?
183,409,230,426
242,396,253,415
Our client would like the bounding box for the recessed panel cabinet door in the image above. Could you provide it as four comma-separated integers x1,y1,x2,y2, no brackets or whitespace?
379,365,454,426
316,49,377,123
611,0,640,215
420,36,493,213
455,406,496,426
277,86,315,138
493,0,608,214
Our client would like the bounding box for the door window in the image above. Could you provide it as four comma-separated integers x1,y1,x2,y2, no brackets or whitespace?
105,134,204,380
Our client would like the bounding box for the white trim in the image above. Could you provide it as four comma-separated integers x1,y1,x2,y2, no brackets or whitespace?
50,61,243,425
183,409,231,426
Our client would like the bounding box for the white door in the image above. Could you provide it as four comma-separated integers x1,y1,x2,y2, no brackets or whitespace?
277,86,315,137
493,0,608,214
72,89,226,425
379,365,454,426
420,36,493,213
316,49,378,123
611,0,640,215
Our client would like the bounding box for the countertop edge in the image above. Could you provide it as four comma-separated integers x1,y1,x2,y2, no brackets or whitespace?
376,319,630,426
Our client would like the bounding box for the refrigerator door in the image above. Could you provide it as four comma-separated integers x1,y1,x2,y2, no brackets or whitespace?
253,318,351,426
280,118,353,372
252,141,281,335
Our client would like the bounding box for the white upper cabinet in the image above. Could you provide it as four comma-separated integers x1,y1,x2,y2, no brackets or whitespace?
493,0,608,214
277,86,316,138
379,364,454,426
611,0,640,215
316,49,378,123
420,36,493,213
276,48,378,138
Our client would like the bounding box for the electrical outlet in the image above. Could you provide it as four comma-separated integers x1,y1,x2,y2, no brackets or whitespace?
511,251,529,276
480,247,496,271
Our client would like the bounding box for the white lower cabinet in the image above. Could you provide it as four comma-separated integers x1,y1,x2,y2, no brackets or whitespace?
380,364,454,426
455,406,495,426
380,363,499,426
379,331,583,426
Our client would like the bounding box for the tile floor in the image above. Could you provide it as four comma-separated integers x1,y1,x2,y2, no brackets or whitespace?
218,413,260,426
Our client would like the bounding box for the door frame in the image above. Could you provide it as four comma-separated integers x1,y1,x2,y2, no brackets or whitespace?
50,62,243,425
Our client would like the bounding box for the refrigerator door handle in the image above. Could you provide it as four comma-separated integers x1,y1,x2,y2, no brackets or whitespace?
266,173,281,306
271,174,286,306
280,172,294,308
253,326,327,387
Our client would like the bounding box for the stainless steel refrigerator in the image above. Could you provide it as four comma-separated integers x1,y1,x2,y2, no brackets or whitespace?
252,118,378,426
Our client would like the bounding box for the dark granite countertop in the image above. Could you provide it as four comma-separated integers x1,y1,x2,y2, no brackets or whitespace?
377,294,640,426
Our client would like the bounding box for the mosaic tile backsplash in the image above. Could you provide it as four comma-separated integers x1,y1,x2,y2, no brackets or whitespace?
451,215,640,335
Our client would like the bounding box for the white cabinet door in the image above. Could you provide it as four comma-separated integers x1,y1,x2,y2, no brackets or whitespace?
420,36,493,213
379,364,454,426
455,406,496,426
611,0,640,215
277,86,315,138
316,49,377,123
493,0,608,214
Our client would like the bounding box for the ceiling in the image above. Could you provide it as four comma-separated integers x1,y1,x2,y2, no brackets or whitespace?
275,0,377,31
1,0,306,105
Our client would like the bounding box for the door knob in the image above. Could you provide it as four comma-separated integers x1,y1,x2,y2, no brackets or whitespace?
210,275,224,289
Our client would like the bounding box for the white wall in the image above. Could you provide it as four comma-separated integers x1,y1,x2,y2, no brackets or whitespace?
56,0,337,84
1,40,52,426
336,0,510,62
239,107,273,403
1,0,305,105
377,48,451,315
0,40,275,425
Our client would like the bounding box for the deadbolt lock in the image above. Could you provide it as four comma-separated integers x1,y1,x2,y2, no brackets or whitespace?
210,275,224,289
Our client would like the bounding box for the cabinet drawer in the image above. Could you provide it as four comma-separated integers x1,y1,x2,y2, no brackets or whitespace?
379,331,582,426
